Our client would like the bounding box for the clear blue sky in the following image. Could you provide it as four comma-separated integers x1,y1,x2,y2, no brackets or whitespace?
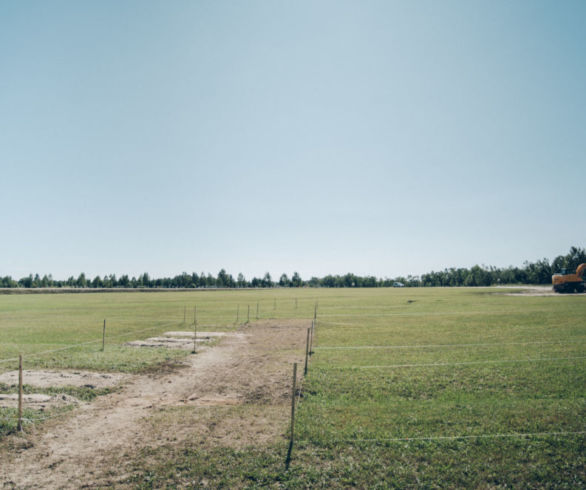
1,1,584,280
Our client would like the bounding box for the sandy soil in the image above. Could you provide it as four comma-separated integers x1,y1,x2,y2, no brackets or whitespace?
0,394,79,410
163,331,227,338
0,320,309,489
126,330,225,349
0,370,129,389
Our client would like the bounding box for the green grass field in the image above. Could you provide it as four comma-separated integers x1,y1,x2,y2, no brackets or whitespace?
1,288,584,487
0,289,319,373
289,289,585,487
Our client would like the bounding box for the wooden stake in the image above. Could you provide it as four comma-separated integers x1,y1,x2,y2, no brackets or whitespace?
101,319,106,352
309,319,314,355
285,362,297,469
192,305,197,354
314,302,318,320
17,354,23,431
304,328,310,376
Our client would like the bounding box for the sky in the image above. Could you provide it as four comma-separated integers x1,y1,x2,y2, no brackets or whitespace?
1,1,585,281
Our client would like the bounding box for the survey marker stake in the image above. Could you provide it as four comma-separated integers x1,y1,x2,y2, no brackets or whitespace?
304,328,310,376
192,305,197,353
17,354,23,431
285,362,297,469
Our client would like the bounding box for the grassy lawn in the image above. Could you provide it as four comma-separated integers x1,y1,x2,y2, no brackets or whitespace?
288,288,585,487
0,289,319,373
1,287,584,486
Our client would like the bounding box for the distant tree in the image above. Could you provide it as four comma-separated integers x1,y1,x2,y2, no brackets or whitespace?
524,259,551,284
363,276,377,287
225,272,235,288
551,255,565,274
76,273,87,288
1,276,14,287
262,273,273,288
9,245,583,291
217,269,229,288
206,274,215,287
19,274,33,288
291,272,303,287
307,276,320,287
191,273,200,288
91,275,103,288
322,275,336,288
135,273,149,287
279,274,290,287
237,273,247,288
564,246,586,272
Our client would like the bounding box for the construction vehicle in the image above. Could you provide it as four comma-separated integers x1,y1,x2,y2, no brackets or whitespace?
552,263,586,293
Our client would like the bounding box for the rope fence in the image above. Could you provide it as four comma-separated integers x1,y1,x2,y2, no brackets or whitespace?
287,309,585,466
344,355,586,369
1,301,307,435
316,339,586,350
0,310,207,432
295,430,586,446
1,298,583,476
0,320,183,365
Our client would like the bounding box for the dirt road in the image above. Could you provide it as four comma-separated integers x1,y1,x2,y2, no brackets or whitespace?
0,320,309,488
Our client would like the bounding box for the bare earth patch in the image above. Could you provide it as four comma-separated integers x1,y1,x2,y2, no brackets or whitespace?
163,331,227,338
0,393,79,409
126,330,226,349
0,320,309,489
0,370,129,389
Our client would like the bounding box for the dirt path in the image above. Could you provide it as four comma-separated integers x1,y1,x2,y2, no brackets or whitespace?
0,320,309,489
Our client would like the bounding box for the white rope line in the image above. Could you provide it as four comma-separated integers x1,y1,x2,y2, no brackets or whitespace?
339,356,586,369
297,430,586,445
0,320,181,365
0,341,103,365
318,311,508,319
316,340,585,350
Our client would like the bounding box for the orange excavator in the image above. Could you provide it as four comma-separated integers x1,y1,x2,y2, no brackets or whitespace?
552,263,586,293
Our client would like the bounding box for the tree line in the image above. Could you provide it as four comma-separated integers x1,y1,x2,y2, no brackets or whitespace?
1,246,584,289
